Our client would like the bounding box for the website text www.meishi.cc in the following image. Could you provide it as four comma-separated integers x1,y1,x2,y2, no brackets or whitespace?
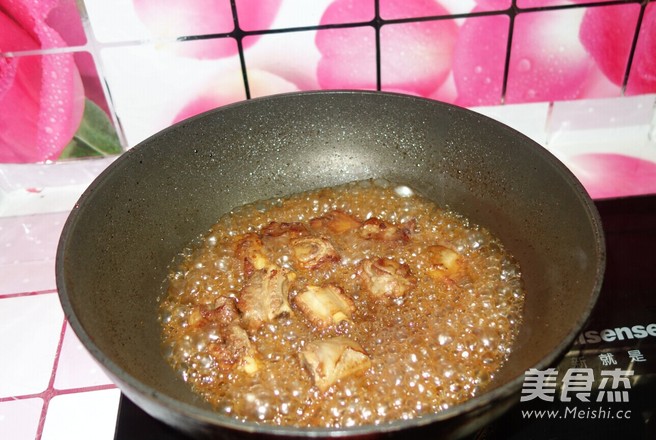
521,405,632,420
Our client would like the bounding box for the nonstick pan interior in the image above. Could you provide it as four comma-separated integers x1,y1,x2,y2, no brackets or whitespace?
57,91,605,438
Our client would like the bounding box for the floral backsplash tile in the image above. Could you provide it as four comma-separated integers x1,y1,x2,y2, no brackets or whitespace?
0,0,85,51
381,0,512,17
627,1,656,95
0,0,655,197
518,0,618,7
507,6,625,103
100,41,246,144
0,0,121,163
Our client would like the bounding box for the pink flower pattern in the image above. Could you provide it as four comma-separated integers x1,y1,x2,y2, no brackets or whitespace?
133,0,282,59
625,3,656,95
564,154,656,200
317,0,458,95
172,68,297,123
0,0,84,163
132,0,236,59
452,13,509,106
579,4,641,87
2,0,656,200
506,7,595,103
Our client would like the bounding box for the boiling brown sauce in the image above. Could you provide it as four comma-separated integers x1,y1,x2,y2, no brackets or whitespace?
159,180,525,427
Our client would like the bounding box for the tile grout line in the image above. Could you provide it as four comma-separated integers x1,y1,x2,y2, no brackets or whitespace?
14,316,119,440
0,383,118,404
0,289,58,299
34,318,67,440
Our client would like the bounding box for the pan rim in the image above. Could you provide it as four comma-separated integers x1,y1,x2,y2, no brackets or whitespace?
55,89,606,437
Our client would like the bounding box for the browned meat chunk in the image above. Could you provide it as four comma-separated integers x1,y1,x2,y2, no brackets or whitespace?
426,244,468,284
188,296,239,329
226,324,260,374
291,237,340,269
359,258,416,299
235,233,270,276
359,217,414,242
309,210,362,234
186,298,260,374
208,324,260,374
299,336,371,392
261,221,308,238
294,285,355,329
237,266,292,332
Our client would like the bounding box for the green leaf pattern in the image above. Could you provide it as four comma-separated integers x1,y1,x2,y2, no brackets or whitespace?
59,99,123,159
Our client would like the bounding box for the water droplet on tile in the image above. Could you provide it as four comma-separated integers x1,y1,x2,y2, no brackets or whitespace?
517,58,531,72
648,125,656,142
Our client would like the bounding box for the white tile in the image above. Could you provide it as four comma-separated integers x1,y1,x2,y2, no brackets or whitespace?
471,101,550,146
41,389,121,440
54,323,115,390
547,95,655,147
0,158,114,217
0,294,64,397
0,260,57,295
0,160,113,192
550,95,654,131
100,43,245,147
82,0,151,42
0,398,43,440
0,185,85,218
0,212,69,294
0,213,68,265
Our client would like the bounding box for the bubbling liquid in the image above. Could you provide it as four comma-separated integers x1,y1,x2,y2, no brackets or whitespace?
160,179,525,427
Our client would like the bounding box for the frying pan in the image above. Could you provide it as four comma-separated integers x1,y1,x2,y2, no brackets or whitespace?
56,91,605,439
